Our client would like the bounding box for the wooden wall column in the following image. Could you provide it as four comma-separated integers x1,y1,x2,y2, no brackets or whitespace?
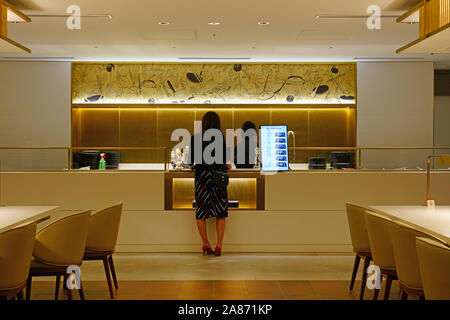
0,0,7,37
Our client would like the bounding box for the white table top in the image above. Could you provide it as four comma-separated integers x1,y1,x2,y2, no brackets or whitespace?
368,205,450,246
0,206,58,233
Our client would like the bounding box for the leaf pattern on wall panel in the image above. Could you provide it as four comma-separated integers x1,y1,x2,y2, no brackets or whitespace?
72,63,356,104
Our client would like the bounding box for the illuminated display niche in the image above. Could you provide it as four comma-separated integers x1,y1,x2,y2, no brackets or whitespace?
71,63,357,165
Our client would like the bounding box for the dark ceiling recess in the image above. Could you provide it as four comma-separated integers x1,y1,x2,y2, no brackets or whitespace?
435,70,450,96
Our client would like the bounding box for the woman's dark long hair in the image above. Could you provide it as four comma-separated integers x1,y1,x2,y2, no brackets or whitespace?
202,111,221,133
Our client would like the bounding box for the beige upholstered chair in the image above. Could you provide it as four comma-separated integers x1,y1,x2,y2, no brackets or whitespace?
346,203,372,300
26,210,91,300
83,203,123,299
416,237,450,300
364,211,397,300
389,220,434,300
0,223,37,300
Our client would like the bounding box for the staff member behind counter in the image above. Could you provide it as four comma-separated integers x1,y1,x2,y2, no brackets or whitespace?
234,121,258,169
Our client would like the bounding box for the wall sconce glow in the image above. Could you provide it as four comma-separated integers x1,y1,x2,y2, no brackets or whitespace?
73,98,355,105
73,107,353,111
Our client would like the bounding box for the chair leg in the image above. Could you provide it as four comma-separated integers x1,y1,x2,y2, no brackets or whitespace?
55,275,61,300
109,255,119,290
26,275,32,300
401,290,408,300
63,273,73,300
373,275,383,300
102,256,114,299
78,277,85,300
16,290,24,300
66,288,73,300
360,256,371,300
349,254,361,291
383,274,393,300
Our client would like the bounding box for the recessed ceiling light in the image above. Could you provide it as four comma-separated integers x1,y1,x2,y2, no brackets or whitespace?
208,21,221,25
158,21,170,25
258,21,270,25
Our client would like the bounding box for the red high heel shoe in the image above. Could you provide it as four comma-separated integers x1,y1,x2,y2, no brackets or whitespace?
202,245,214,256
214,246,222,257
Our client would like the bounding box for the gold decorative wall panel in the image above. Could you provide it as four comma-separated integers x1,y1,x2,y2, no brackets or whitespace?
72,63,356,105
72,107,356,164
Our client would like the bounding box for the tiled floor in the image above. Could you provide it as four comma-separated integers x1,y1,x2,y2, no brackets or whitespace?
29,280,405,300
65,253,360,281
27,253,411,300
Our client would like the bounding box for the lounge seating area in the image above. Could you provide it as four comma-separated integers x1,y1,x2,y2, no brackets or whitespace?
0,203,123,300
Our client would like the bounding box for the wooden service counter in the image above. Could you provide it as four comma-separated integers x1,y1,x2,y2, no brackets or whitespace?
1,170,450,253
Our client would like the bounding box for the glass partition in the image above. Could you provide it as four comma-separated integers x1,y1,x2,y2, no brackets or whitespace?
0,147,167,171
288,147,357,170
290,147,450,171
358,148,450,170
71,147,167,171
0,148,69,171
0,147,448,171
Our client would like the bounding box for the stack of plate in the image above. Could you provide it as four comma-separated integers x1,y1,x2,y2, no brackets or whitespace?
330,152,353,169
103,151,120,169
77,150,101,169
308,157,327,170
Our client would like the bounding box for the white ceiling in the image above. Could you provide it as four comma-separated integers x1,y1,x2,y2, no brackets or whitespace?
3,0,450,67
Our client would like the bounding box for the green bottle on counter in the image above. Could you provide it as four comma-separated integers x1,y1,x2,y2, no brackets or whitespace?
99,153,106,170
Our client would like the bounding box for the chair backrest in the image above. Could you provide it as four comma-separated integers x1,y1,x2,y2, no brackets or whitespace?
346,203,371,253
364,211,396,270
0,222,37,290
86,203,123,252
416,237,450,300
389,220,432,290
33,210,91,266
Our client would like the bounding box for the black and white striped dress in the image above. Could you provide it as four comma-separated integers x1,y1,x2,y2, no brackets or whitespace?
189,134,229,220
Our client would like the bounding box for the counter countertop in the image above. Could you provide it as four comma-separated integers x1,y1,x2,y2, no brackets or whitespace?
66,163,449,173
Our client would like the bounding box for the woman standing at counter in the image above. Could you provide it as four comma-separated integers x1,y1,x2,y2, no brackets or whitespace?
189,111,231,256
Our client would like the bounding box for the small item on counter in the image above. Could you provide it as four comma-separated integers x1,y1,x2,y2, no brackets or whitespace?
254,147,261,169
182,146,190,164
171,151,176,169
175,148,183,168
99,153,107,170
